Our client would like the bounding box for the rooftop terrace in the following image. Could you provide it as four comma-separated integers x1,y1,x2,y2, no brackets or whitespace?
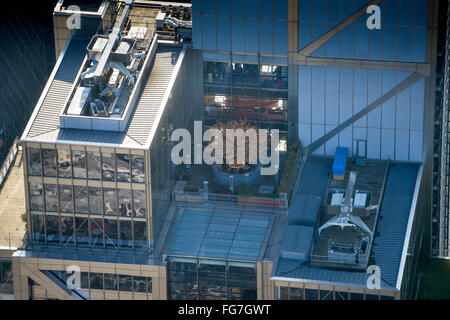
0,148,26,250
272,156,420,291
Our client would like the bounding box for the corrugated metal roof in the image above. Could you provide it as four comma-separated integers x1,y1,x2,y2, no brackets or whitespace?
127,46,181,145
27,39,89,138
273,162,419,291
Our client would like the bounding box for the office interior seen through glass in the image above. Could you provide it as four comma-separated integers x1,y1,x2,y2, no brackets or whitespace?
167,258,257,300
203,61,288,149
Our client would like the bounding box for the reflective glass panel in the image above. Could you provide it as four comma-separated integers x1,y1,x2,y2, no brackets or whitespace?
134,220,147,249
133,276,147,293
57,149,72,178
74,186,88,214
120,220,133,248
27,148,41,176
88,187,102,215
75,217,89,246
102,152,116,181
118,189,132,217
131,155,145,184
104,218,118,248
87,151,101,180
29,183,44,211
104,273,118,290
42,148,56,177
90,272,103,290
104,188,117,216
133,190,146,217
45,184,58,212
31,214,45,242
116,153,131,183
61,216,74,246
46,214,59,245
72,150,86,179
119,274,132,292
90,218,104,247
59,185,73,213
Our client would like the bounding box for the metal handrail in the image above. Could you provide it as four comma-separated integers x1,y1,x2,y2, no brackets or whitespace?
0,137,20,190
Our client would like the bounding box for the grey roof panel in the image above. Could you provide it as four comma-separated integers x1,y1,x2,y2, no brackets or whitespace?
27,39,89,138
126,46,181,145
280,225,314,261
288,194,322,227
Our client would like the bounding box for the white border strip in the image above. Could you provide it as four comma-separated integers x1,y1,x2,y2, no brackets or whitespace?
396,163,424,290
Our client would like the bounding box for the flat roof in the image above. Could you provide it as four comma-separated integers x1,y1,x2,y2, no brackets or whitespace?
0,149,26,250
272,157,420,291
22,5,183,150
168,208,271,262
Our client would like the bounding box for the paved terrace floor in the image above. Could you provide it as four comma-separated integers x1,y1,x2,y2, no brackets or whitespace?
0,149,26,249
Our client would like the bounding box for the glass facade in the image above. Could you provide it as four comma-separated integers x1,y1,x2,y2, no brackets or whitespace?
298,66,425,160
167,258,257,300
276,285,396,300
299,0,427,62
50,270,152,295
203,60,288,151
26,146,148,251
0,260,13,294
193,0,288,56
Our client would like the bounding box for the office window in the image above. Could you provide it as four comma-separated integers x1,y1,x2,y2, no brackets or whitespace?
45,184,58,212
90,218,103,247
29,183,44,211
31,214,45,242
89,187,102,215
120,220,133,248
87,151,101,180
290,287,304,300
116,153,131,183
118,189,132,216
305,288,318,300
75,217,89,246
74,186,88,214
202,16,217,51
119,275,133,292
217,17,231,52
131,155,145,183
133,276,147,293
57,149,71,178
27,147,41,176
104,273,118,291
231,17,245,52
46,214,59,245
104,188,117,216
59,185,73,213
274,21,288,55
133,190,146,217
231,0,244,17
42,148,56,177
259,20,273,55
60,216,74,245
335,291,349,300
279,286,288,299
102,152,116,181
72,150,86,179
104,218,118,248
245,19,258,53
90,272,103,290
350,292,364,300
80,272,89,289
134,220,147,249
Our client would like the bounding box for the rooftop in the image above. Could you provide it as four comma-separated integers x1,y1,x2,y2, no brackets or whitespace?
0,149,26,250
22,2,185,149
272,156,420,291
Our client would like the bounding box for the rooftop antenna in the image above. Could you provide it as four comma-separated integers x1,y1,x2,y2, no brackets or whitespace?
318,171,373,236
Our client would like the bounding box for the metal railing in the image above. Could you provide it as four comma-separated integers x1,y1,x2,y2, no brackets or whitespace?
173,190,288,210
0,137,20,190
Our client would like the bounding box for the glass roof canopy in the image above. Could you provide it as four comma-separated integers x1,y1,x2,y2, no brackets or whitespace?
168,209,270,261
